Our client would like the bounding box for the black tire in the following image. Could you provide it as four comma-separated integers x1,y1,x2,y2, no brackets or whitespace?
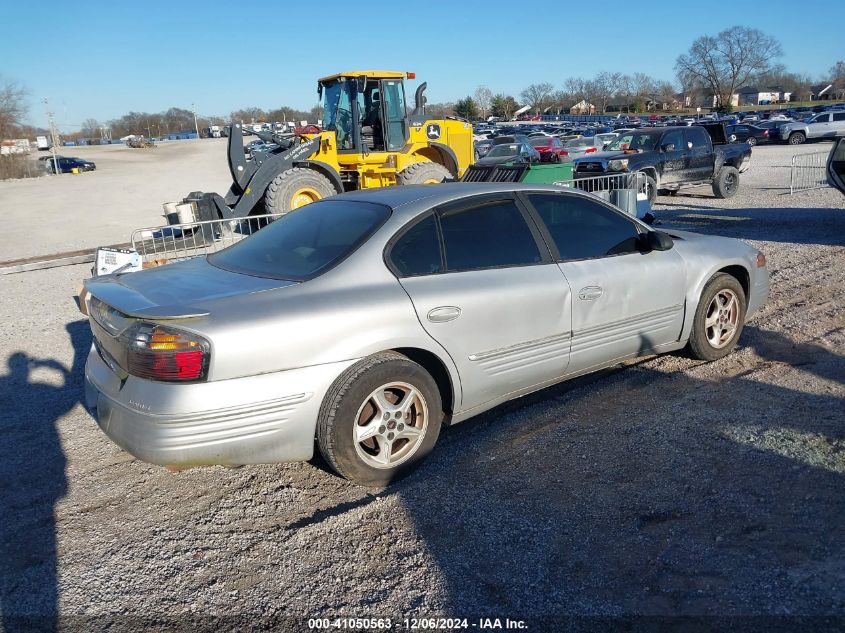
264,167,336,215
712,166,739,199
746,136,757,146
396,161,452,185
639,173,657,203
686,273,747,361
317,352,443,486
788,132,805,145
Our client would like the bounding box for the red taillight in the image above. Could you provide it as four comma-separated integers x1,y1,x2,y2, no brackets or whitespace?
586,147,597,153
123,323,210,382
560,151,569,157
756,251,766,268
764,130,769,137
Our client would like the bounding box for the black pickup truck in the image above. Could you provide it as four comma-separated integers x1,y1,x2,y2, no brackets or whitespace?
573,124,751,201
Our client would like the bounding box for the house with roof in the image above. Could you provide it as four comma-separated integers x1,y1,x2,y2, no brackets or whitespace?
810,83,834,100
711,86,793,107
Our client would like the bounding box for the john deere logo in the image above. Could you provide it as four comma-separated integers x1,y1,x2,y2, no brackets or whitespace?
426,124,441,140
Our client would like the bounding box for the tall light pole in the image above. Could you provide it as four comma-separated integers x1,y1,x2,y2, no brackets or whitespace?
192,103,200,139
43,98,61,176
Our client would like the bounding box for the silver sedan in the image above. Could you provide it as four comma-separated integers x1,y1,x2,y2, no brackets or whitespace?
84,183,769,485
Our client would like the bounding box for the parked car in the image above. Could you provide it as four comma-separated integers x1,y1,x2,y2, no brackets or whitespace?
474,138,495,158
83,183,769,485
726,124,769,146
44,156,96,173
474,142,541,165
561,137,600,160
778,111,845,145
573,125,752,201
528,136,568,162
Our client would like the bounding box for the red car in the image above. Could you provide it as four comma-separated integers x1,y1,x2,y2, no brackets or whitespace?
528,136,570,162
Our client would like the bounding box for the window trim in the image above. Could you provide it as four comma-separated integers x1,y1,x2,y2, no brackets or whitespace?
517,190,647,264
383,193,553,278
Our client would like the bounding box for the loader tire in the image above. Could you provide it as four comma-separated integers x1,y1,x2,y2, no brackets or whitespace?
396,161,452,185
264,167,336,215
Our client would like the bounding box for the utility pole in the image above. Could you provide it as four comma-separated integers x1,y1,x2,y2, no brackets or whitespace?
43,98,61,176
192,103,200,139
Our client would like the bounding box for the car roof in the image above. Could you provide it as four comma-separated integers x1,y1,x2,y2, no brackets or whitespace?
330,182,572,218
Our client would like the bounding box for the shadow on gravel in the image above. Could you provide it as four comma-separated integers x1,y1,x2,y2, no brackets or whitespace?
388,342,844,617
656,205,845,246
0,320,90,633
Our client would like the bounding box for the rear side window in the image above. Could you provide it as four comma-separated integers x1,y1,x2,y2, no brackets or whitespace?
390,215,442,276
209,200,389,280
833,112,845,122
440,199,541,272
527,193,640,260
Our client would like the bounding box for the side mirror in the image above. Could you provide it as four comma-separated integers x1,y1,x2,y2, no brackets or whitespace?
661,143,675,152
641,230,674,252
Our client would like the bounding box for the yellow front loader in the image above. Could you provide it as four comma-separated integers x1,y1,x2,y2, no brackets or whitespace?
189,70,474,220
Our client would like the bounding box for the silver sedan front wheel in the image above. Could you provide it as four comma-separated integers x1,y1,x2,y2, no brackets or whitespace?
704,289,740,349
687,273,747,361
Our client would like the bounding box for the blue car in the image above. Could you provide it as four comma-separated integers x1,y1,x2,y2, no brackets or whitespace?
45,156,96,174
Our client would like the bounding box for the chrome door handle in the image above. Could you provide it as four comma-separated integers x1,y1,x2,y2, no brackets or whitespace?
427,306,461,323
578,286,603,301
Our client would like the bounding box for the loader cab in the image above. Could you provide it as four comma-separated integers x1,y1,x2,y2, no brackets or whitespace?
319,71,409,154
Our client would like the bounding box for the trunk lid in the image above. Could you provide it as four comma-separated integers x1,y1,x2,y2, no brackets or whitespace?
84,257,296,319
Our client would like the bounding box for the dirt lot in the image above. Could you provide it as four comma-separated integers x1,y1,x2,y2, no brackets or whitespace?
0,142,843,630
0,139,232,261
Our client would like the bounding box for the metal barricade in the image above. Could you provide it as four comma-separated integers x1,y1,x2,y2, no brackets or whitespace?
790,151,829,194
131,213,281,263
554,172,647,217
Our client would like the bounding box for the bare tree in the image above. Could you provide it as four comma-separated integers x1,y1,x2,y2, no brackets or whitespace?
675,26,783,110
548,90,570,114
473,85,492,119
520,82,554,114
79,118,101,138
588,72,614,113
0,77,28,139
564,77,587,107
831,61,845,100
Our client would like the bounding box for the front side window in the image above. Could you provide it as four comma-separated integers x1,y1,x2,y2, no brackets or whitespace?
322,80,354,150
527,193,641,260
661,130,684,149
440,200,541,272
209,200,389,280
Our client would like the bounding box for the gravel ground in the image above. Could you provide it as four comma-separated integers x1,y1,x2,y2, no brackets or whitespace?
0,142,843,631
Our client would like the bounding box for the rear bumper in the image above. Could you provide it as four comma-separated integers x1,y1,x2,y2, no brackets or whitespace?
84,346,356,467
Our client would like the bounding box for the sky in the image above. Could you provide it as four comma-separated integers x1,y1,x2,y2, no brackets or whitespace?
3,0,842,132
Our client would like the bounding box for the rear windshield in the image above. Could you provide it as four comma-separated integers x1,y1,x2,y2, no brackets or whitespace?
208,200,390,280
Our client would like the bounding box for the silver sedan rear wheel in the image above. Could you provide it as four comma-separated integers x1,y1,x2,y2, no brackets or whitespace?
317,352,443,486
354,382,429,469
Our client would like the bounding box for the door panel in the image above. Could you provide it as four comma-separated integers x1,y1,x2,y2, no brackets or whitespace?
399,265,572,412
685,128,713,181
560,249,686,374
658,130,687,185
